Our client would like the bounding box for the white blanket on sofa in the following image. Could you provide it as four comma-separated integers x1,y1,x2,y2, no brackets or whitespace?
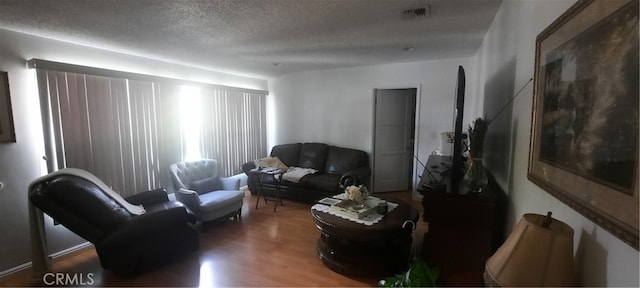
254,156,288,170
282,167,318,183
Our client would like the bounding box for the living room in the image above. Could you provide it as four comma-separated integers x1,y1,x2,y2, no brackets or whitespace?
0,0,638,287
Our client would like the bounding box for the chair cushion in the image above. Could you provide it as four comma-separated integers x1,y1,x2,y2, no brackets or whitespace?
189,176,222,195
30,176,132,242
198,190,245,213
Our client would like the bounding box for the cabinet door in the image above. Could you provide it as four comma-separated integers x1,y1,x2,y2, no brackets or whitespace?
422,196,496,286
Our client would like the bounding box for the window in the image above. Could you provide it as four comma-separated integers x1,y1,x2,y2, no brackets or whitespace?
179,85,203,161
32,59,267,196
199,87,268,177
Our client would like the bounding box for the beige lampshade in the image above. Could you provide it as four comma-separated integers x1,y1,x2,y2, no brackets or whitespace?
485,213,574,287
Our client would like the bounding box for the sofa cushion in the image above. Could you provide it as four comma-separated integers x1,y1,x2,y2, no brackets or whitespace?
325,146,369,174
189,176,222,194
299,173,341,192
270,143,302,167
298,143,329,171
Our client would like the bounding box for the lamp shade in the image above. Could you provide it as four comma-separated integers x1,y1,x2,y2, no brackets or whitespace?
485,213,574,287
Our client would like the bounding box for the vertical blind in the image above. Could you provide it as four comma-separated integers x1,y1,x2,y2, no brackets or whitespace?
34,61,268,196
200,88,268,177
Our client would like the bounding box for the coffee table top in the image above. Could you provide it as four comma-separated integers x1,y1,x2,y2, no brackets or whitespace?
311,195,419,241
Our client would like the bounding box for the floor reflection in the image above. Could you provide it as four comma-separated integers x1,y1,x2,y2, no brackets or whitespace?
198,260,215,288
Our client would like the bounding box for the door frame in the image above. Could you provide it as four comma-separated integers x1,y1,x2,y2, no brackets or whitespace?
370,84,422,193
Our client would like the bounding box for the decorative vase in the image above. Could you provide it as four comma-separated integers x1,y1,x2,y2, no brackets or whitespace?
463,158,488,193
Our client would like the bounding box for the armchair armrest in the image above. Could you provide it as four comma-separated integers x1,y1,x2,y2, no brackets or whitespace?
99,205,195,250
340,166,371,188
174,188,201,214
125,188,169,206
221,177,241,190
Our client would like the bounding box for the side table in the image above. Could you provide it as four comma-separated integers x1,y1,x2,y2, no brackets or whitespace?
251,168,285,212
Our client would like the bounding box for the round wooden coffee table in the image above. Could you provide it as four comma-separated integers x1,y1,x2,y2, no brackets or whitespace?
311,196,419,277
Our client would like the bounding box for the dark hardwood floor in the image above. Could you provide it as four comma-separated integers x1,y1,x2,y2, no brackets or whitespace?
1,190,426,287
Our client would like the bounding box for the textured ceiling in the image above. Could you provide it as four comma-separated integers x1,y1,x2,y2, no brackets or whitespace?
0,0,502,78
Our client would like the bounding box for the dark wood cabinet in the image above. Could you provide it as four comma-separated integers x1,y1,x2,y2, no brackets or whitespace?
418,155,498,286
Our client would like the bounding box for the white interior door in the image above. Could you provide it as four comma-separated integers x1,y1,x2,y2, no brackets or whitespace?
373,88,416,192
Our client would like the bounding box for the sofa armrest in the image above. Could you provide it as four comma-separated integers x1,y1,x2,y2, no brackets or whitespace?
125,188,169,206
339,166,371,188
221,177,241,190
175,189,201,214
99,205,195,250
242,161,257,176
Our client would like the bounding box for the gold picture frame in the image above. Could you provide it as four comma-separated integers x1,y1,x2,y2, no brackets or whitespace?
0,71,16,143
528,0,638,249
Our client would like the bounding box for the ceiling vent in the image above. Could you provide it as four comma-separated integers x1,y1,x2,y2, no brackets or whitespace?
402,5,431,19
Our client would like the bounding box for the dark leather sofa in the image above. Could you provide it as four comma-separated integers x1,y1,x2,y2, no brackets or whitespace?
242,143,371,203
29,174,199,276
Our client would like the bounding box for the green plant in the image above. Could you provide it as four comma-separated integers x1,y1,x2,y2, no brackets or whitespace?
378,258,439,287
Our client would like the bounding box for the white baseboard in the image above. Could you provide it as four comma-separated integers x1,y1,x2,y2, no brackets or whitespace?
49,242,93,259
0,242,92,279
0,262,32,279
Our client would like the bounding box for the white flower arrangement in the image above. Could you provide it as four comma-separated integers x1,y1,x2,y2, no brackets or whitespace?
344,185,369,203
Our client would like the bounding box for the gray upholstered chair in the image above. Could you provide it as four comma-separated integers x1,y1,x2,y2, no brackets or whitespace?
168,159,244,223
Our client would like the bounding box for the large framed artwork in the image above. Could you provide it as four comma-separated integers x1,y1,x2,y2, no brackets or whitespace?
528,0,639,250
0,71,16,143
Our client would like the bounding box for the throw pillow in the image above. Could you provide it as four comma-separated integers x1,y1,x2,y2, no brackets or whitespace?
189,176,223,194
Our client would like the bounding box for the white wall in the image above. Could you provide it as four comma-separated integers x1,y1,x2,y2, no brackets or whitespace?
0,28,267,274
474,0,639,286
268,57,477,194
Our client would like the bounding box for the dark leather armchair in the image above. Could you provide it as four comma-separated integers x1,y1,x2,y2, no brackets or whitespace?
28,169,199,276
